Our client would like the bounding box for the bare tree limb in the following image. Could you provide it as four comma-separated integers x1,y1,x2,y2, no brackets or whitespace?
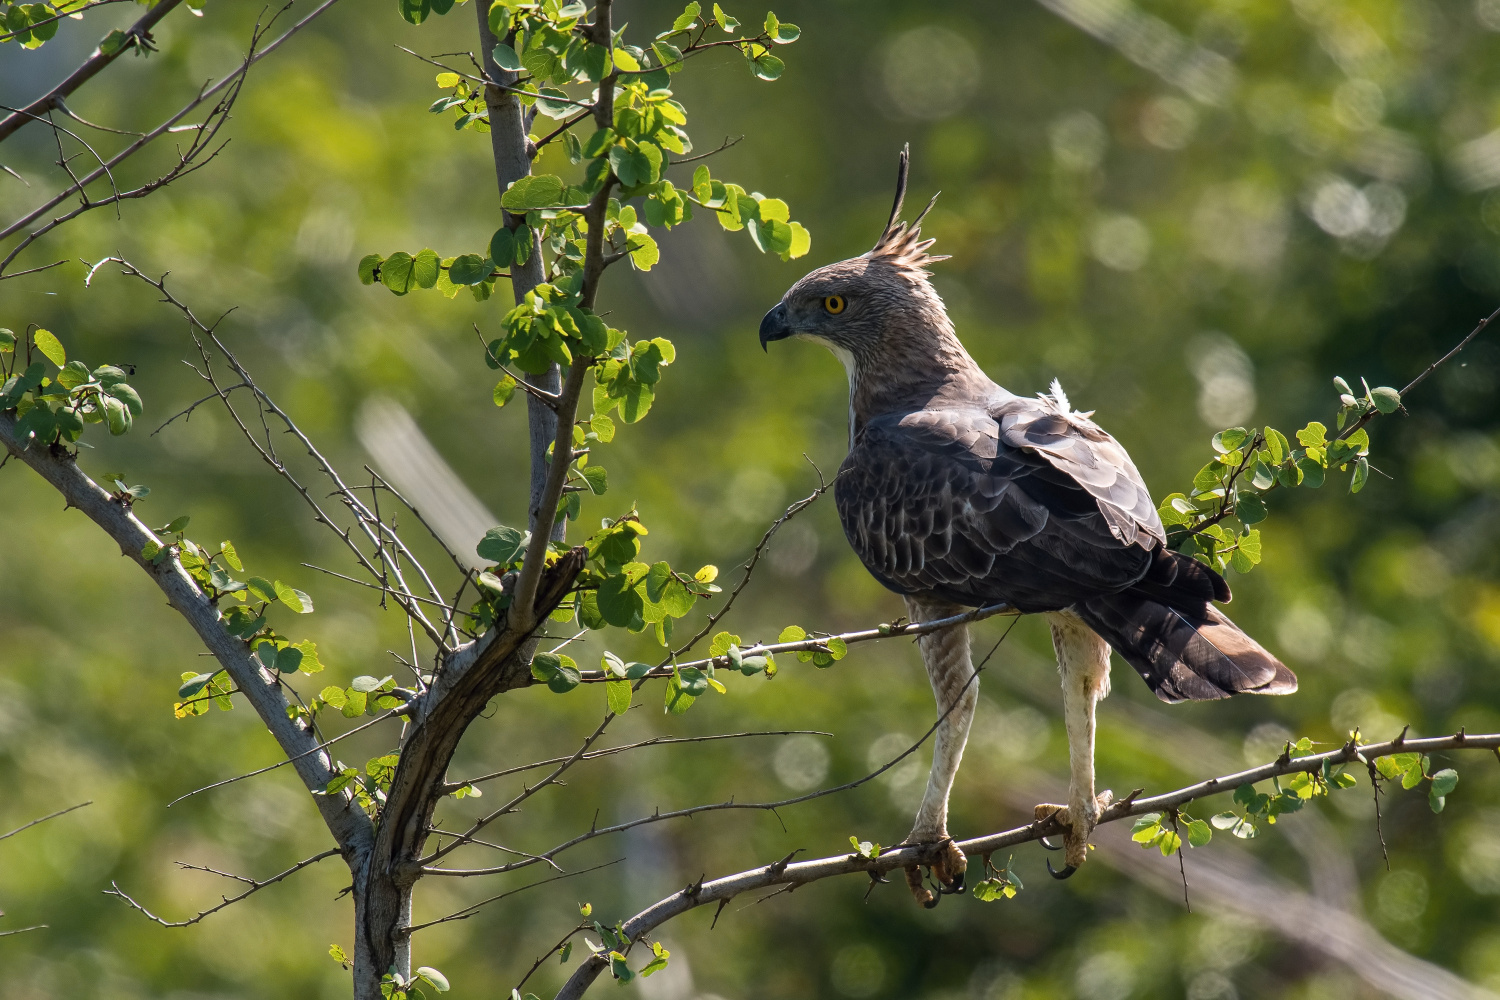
403,858,621,935
0,0,346,245
0,801,90,842
105,849,340,927
446,731,834,792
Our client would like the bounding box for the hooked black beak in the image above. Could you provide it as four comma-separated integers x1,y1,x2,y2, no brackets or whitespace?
758,302,791,351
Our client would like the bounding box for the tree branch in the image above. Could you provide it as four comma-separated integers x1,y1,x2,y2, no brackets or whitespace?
0,413,375,857
0,0,346,245
0,0,187,145
105,849,340,927
0,801,90,842
570,604,1013,684
552,730,1500,999
445,730,834,792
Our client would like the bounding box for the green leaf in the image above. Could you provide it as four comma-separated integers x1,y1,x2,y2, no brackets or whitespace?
449,253,491,285
606,679,631,716
32,329,65,367
1370,386,1401,414
1186,819,1213,847
501,174,566,211
416,968,450,993
358,254,382,284
676,666,709,696
710,631,742,656
1350,456,1369,494
1131,812,1163,836
1430,768,1459,797
645,561,673,602
1263,427,1290,464
292,640,323,673
640,941,669,978
412,248,440,289
477,525,526,565
0,329,13,353
1401,761,1426,790
398,0,431,24
1211,427,1248,454
1296,421,1328,449
1297,456,1326,489
671,1,700,32
531,652,581,693
491,42,523,71
1235,491,1267,525
489,227,516,268
380,251,417,295
596,573,646,630
274,581,314,613
581,465,608,495
748,51,784,80
1209,811,1240,830
246,577,278,603
178,672,215,698
493,375,517,408
106,382,144,416
663,671,696,714
1228,528,1262,573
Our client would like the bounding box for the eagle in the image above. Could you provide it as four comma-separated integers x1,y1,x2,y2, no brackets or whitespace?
758,148,1296,905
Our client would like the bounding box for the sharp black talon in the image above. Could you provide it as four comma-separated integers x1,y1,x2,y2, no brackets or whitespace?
922,891,940,909
1039,836,1063,852
1047,859,1077,880
939,870,965,895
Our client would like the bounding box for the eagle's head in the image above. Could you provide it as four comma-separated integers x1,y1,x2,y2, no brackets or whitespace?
758,146,951,369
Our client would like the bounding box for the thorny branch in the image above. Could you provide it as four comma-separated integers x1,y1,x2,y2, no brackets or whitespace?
553,730,1500,1000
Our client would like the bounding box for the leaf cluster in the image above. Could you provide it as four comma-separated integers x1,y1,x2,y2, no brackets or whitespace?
1374,751,1459,813
1162,377,1402,576
0,327,143,446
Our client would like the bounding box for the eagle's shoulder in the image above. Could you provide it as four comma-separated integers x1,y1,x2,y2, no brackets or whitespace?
988,387,1166,549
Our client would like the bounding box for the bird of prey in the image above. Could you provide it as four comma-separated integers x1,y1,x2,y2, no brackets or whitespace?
758,148,1296,905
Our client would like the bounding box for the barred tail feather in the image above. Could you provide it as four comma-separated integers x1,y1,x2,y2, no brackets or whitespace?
1075,593,1297,704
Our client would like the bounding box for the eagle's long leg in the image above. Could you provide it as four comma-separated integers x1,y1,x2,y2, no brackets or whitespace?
901,594,978,904
1039,610,1115,872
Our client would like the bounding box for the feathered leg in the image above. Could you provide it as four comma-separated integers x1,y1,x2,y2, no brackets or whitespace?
1035,610,1114,876
900,594,977,907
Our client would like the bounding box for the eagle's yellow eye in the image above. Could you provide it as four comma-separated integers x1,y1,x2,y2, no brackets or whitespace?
824,295,846,314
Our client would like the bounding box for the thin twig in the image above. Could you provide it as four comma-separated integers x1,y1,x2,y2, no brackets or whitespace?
446,730,833,792
105,849,339,927
0,801,90,842
404,859,621,934
165,710,401,807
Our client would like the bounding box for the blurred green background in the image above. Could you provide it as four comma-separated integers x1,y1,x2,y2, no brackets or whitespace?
4,0,1500,997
